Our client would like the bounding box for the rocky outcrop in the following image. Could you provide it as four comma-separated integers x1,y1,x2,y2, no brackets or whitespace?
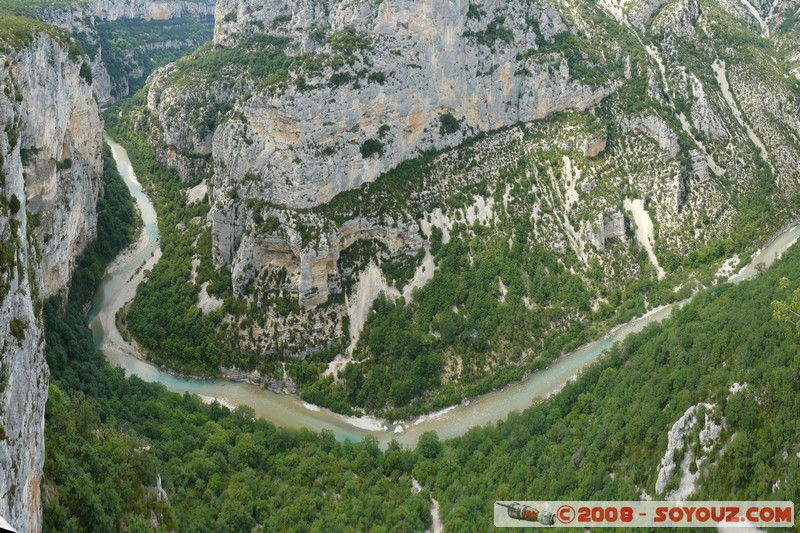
585,210,626,251
582,132,608,158
39,0,214,27
655,403,724,499
622,115,680,161
0,32,103,533
145,0,623,282
231,216,425,308
0,59,47,533
129,0,800,372
14,34,103,297
204,0,615,212
651,0,700,37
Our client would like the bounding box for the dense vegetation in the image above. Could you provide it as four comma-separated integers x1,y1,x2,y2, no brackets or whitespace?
43,141,432,532
421,242,800,530
43,142,800,530
107,91,793,419
104,94,236,375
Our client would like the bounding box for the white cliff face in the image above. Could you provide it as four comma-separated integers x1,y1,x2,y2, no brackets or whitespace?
38,0,215,105
206,0,613,210
145,0,620,271
0,57,47,533
91,0,213,21
14,34,103,298
0,32,104,532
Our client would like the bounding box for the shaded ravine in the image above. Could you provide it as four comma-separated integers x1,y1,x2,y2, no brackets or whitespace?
89,134,800,447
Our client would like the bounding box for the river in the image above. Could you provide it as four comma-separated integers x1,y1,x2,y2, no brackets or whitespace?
88,134,800,447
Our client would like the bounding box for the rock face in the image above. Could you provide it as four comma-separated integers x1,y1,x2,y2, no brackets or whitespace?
132,0,800,377
585,211,626,251
205,0,613,209
146,0,621,297
40,0,214,24
230,216,425,308
0,32,103,533
14,34,104,297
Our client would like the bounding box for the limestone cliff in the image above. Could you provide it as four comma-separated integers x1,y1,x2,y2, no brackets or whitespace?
127,0,800,403
0,59,47,533
146,0,624,305
0,31,103,532
14,34,103,297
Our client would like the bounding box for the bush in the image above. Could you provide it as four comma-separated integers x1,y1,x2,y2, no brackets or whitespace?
10,318,27,340
439,113,461,135
79,62,92,84
360,138,384,158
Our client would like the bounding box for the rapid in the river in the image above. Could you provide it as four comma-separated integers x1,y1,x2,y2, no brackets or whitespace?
89,134,800,447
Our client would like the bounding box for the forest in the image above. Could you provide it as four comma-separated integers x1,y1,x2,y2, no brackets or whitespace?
42,143,432,532
41,141,800,531
419,246,800,529
104,98,237,376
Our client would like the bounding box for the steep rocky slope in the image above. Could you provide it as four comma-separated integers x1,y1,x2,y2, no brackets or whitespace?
123,0,800,415
0,29,102,532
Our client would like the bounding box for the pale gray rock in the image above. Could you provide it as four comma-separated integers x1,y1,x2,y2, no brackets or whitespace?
39,0,215,26
152,0,622,278
689,74,728,141
622,115,680,161
585,210,626,251
0,63,47,533
0,33,103,533
690,150,709,181
651,0,700,37
13,34,104,298
231,216,424,308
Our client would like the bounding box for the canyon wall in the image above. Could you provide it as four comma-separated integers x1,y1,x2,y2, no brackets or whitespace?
0,32,103,532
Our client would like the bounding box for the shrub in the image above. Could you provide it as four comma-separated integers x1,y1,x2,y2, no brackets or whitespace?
360,139,384,158
9,194,20,215
368,71,386,84
10,318,27,340
439,113,461,135
79,62,92,84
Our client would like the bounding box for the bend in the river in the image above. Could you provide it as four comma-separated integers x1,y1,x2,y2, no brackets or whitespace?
89,134,800,447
